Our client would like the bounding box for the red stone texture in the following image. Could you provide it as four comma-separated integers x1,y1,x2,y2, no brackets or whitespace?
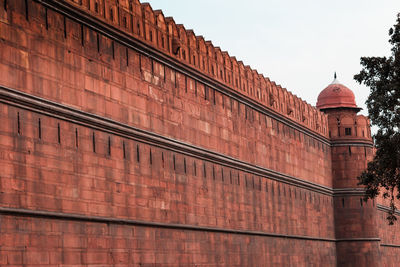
336,241,380,267
0,103,335,240
0,215,337,267
317,82,358,110
376,195,400,267
0,0,332,187
0,0,397,266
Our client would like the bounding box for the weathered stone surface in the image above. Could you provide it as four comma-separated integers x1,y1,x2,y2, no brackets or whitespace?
0,0,395,266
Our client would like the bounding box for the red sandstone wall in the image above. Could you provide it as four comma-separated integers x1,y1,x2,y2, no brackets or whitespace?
0,103,335,239
0,98,337,266
376,193,400,266
378,211,400,267
0,0,332,186
0,0,340,266
331,146,373,188
0,215,336,266
378,209,400,244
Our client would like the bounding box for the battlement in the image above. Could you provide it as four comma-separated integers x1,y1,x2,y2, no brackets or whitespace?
61,0,328,137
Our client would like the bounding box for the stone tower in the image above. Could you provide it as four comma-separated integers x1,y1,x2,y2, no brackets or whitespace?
317,74,379,266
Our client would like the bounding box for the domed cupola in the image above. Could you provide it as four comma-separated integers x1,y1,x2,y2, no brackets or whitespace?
316,73,361,111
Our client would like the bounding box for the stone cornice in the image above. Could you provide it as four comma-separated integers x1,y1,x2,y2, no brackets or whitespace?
377,204,400,216
330,139,374,147
332,188,367,197
381,243,400,248
336,238,380,242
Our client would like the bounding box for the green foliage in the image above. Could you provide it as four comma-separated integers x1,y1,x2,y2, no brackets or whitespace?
354,13,400,225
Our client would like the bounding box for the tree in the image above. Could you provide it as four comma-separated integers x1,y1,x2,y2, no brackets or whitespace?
354,13,400,225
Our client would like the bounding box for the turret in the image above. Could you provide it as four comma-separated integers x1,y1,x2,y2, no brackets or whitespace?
317,74,379,266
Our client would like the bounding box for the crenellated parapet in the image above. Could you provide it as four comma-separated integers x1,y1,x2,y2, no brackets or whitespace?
61,0,328,137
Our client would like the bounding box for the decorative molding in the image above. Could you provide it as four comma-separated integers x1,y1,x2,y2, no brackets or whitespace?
331,140,374,147
377,204,400,216
381,244,400,248
333,188,367,197
33,0,330,146
336,238,380,242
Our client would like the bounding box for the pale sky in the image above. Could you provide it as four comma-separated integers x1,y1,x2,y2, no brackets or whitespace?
145,0,400,116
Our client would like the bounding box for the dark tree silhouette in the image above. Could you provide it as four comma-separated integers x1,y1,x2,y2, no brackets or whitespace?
354,13,400,225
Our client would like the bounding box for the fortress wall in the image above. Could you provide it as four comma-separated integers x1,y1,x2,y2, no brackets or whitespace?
377,209,400,266
0,103,335,238
0,102,336,265
0,1,338,265
378,209,400,245
0,0,333,186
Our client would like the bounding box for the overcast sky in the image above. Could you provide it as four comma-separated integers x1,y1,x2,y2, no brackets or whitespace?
145,0,400,116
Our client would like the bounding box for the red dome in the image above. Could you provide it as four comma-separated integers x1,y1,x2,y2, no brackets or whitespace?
316,77,358,110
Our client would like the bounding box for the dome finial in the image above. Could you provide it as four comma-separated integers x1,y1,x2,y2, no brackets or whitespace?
334,72,337,79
